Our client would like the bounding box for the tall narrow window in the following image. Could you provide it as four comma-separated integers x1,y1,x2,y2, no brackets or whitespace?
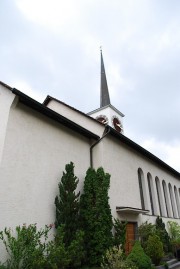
174,186,180,218
162,180,170,217
138,168,147,210
169,183,177,218
147,173,154,215
155,177,162,216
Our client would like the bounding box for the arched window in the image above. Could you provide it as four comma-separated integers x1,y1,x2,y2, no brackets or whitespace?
155,177,163,216
169,183,178,218
138,168,147,210
162,180,171,217
174,186,180,218
147,173,157,215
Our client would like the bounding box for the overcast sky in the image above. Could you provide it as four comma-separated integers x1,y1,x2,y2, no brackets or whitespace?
1,0,180,171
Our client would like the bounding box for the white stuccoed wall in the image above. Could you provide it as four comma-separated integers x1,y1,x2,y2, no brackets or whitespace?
0,101,92,230
46,99,104,137
0,85,15,165
92,136,180,226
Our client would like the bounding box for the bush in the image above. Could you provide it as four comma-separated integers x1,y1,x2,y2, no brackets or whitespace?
113,219,127,251
47,225,85,269
146,234,164,266
168,221,180,241
138,221,155,250
126,241,151,269
80,167,113,267
0,224,51,269
156,216,171,253
101,245,137,269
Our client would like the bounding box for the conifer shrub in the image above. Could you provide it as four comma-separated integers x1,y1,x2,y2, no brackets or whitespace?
156,216,171,253
54,162,84,268
126,241,152,269
47,225,84,269
113,219,127,251
138,221,155,250
55,162,81,246
80,167,113,267
146,234,164,266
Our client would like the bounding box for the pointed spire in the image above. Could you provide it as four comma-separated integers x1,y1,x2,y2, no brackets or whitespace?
100,48,111,107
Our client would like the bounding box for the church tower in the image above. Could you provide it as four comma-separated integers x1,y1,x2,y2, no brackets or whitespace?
88,50,124,134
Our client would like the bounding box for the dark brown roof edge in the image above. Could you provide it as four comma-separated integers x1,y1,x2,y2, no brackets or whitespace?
12,88,100,140
0,81,13,90
107,126,180,178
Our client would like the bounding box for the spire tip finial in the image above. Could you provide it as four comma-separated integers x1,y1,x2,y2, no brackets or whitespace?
100,46,102,53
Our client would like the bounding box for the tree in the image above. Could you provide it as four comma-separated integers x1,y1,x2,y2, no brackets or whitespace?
80,167,113,267
155,216,171,253
126,241,151,269
138,221,155,250
145,234,164,266
54,162,80,246
113,218,127,251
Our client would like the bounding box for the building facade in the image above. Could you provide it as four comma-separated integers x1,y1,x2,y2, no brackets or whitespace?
0,53,180,257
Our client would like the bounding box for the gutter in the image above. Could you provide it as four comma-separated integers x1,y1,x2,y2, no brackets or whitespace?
90,126,111,168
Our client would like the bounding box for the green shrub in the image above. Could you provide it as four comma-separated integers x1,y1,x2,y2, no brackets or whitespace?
113,219,127,251
0,224,51,269
126,241,151,269
80,167,113,267
47,225,85,269
0,264,8,269
101,245,137,269
146,234,164,266
138,221,155,250
156,216,171,253
167,221,180,252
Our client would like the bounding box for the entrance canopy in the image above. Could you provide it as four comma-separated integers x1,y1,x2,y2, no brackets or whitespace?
116,206,149,215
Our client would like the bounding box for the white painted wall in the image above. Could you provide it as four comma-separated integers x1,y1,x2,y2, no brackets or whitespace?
93,136,180,226
46,99,104,137
0,85,15,165
0,102,92,231
1,86,180,261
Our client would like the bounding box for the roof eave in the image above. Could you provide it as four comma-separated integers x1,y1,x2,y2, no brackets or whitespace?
12,88,100,140
107,126,180,178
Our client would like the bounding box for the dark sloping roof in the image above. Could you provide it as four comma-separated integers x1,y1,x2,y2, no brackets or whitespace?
107,126,180,178
1,81,179,177
12,88,100,140
100,50,111,107
0,81,13,90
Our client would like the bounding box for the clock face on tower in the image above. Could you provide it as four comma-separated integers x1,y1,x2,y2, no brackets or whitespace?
96,115,108,125
112,116,123,133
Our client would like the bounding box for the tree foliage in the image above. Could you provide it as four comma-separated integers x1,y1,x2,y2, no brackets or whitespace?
113,219,127,251
155,216,171,253
55,162,80,246
145,234,164,266
126,241,151,269
80,167,113,267
101,245,138,269
138,221,155,250
0,224,51,269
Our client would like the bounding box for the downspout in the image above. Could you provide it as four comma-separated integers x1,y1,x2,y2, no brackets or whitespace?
90,126,111,168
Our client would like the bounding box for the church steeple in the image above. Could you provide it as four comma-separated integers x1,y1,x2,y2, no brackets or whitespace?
88,49,125,134
100,49,111,107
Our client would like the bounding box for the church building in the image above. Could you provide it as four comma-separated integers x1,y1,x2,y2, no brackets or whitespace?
0,51,180,255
